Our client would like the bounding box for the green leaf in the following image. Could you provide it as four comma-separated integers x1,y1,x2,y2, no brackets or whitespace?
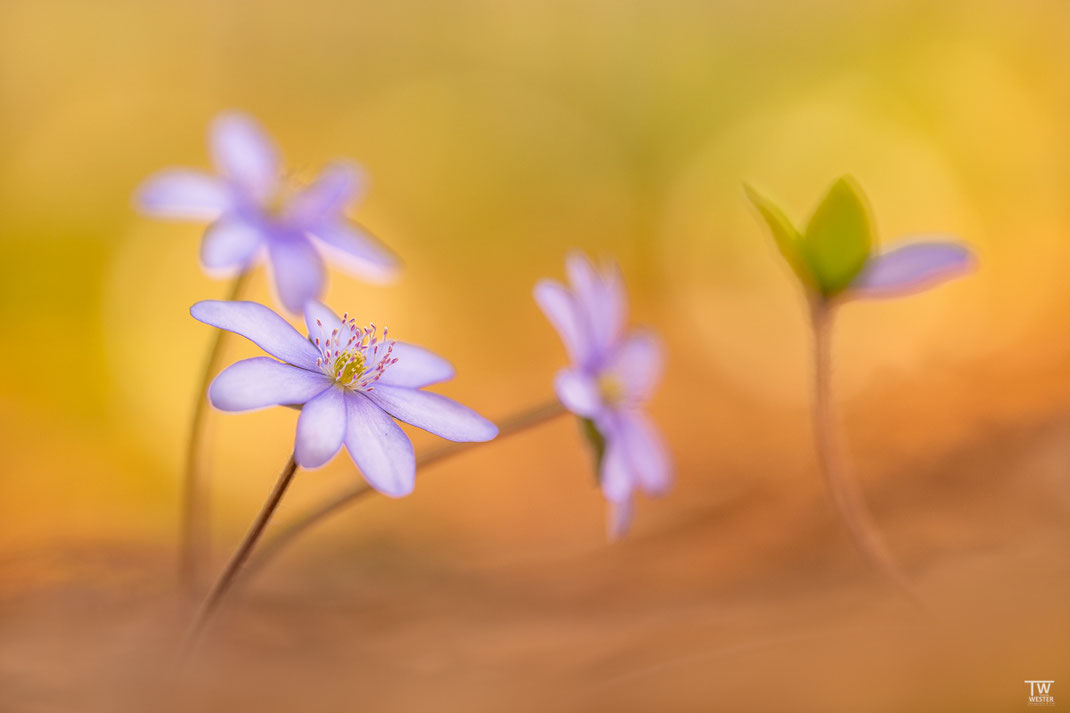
743,184,812,287
800,176,873,297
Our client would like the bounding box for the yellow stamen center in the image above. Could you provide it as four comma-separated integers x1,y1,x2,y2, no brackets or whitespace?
598,374,625,405
333,351,366,386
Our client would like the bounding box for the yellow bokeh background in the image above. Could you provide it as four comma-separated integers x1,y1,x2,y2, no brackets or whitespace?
3,0,1070,710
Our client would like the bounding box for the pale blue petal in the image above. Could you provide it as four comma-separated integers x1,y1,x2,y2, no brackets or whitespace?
364,384,498,442
851,240,975,299
309,222,400,283
210,112,280,201
200,219,263,272
294,386,347,468
378,342,455,388
208,357,330,411
343,392,416,497
553,368,601,417
191,300,320,369
135,170,230,220
267,234,327,314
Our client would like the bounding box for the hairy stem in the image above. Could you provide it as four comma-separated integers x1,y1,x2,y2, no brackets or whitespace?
183,454,299,654
242,400,568,582
810,302,920,603
180,271,250,593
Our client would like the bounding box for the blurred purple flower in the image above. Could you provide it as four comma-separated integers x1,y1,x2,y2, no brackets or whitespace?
191,299,497,495
137,112,399,313
849,239,976,299
534,252,671,538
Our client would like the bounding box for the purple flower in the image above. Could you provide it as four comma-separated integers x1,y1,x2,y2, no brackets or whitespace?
137,112,399,313
191,299,498,496
534,252,671,538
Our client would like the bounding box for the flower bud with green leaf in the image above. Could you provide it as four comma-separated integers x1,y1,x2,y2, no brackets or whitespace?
745,176,975,302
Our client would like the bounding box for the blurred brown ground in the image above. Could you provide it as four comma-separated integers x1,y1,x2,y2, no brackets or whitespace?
3,0,1070,709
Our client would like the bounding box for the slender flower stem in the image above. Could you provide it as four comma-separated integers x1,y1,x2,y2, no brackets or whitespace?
180,271,250,593
183,454,299,655
242,400,568,583
810,301,921,604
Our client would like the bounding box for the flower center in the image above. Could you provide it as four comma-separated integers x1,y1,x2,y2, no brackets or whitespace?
312,313,396,390
597,373,626,406
263,170,314,219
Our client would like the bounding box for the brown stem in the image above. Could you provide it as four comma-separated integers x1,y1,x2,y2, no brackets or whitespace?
182,454,299,655
241,399,568,582
810,301,922,605
180,271,250,594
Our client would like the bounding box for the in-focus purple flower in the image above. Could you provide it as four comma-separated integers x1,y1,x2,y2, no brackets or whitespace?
534,252,671,538
191,300,498,495
138,112,400,313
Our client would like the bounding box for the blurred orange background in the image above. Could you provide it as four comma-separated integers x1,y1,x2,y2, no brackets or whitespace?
3,0,1070,710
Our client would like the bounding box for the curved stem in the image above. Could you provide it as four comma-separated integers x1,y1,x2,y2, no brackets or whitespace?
183,454,299,655
180,271,250,593
242,399,568,582
811,301,921,604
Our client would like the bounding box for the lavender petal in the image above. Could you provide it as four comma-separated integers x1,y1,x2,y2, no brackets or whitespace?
565,251,626,360
616,409,671,496
851,240,975,299
553,368,601,417
208,357,330,411
303,300,343,340
309,222,400,283
191,300,321,369
533,279,591,368
294,385,347,468
607,498,634,541
135,169,230,220
599,434,634,505
287,162,363,226
364,384,498,442
200,219,263,273
606,330,663,403
210,112,280,202
267,234,327,315
344,392,416,497
378,342,455,388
